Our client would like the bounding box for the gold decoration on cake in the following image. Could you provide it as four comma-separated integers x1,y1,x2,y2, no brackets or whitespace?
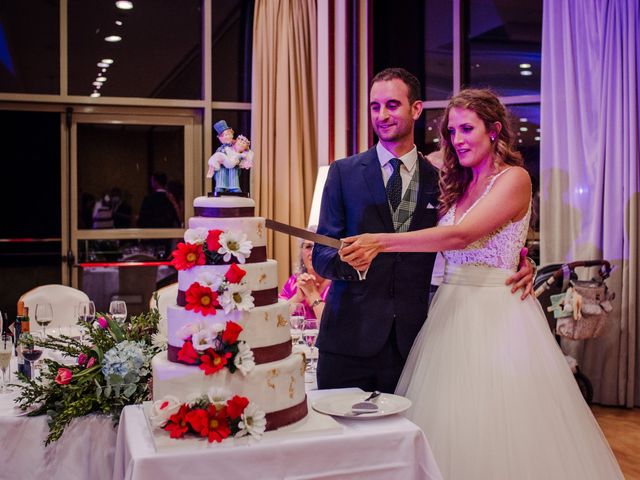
267,368,279,389
264,312,269,322
257,222,264,238
258,273,267,284
288,376,295,399
299,354,306,376
277,314,288,328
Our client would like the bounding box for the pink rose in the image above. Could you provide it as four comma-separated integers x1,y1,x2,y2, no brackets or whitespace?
77,353,88,366
55,368,73,385
86,357,97,369
97,316,108,329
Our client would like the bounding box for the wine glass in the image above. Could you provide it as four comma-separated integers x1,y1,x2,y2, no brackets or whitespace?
77,301,95,341
109,300,127,323
35,303,53,337
0,334,13,393
303,319,319,376
289,303,306,346
21,333,43,379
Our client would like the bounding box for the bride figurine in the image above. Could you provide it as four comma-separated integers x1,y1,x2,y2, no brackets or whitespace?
207,121,253,195
341,89,623,479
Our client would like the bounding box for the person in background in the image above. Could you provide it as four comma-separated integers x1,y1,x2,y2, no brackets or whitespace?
279,227,330,328
138,172,181,229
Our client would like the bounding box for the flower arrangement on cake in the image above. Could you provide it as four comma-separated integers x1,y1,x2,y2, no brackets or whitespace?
172,228,253,269
149,388,266,443
15,307,161,444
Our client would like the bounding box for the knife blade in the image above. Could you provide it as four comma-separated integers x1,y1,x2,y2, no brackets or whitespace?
265,219,342,249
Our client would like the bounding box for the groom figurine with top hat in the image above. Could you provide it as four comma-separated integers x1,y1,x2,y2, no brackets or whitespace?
207,119,253,197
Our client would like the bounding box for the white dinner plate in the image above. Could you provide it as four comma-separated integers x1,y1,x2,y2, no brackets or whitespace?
312,392,411,419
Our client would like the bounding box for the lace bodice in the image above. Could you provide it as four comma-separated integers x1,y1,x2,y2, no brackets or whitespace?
439,168,531,271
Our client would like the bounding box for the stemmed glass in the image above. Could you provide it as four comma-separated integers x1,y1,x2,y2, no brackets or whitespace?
35,303,53,337
303,319,319,376
109,300,127,323
0,334,13,393
21,333,43,379
77,301,95,341
289,303,306,346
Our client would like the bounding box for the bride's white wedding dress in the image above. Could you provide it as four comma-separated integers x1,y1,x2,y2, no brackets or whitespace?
396,170,623,479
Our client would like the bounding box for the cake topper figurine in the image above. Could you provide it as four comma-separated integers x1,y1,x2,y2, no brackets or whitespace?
207,120,253,197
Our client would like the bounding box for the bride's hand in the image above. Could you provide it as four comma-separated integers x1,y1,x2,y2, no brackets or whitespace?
339,233,383,270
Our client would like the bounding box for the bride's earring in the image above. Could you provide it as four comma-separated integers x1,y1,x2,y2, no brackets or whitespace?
490,134,496,143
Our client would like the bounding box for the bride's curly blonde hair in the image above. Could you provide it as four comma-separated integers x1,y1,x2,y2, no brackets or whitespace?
437,89,523,217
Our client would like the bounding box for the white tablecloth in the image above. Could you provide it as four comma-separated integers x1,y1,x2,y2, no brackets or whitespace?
0,388,117,480
113,388,443,480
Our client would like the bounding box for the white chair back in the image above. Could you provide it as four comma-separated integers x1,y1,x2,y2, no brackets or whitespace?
20,284,90,332
150,282,178,323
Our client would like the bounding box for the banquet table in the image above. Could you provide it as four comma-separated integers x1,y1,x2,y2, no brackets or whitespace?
0,388,117,480
112,388,443,480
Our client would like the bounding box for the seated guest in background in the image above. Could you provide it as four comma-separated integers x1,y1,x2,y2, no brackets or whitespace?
279,228,331,328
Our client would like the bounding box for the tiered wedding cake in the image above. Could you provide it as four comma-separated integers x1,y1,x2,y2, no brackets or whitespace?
151,196,308,433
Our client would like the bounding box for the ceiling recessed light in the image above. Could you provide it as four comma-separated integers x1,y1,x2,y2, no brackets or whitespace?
101,58,114,64
519,118,528,122
534,136,541,141
518,139,523,143
520,70,533,76
520,127,528,132
115,20,123,26
104,35,122,43
433,138,440,143
97,62,109,68
92,81,103,86
90,92,101,98
96,76,107,82
115,1,133,10
519,63,531,69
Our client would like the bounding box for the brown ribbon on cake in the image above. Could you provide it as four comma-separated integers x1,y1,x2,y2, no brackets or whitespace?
203,247,267,264
194,206,255,218
265,395,309,431
167,338,292,365
177,286,278,307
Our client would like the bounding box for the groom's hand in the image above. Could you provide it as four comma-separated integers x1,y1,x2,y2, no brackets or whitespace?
339,240,372,272
505,247,535,299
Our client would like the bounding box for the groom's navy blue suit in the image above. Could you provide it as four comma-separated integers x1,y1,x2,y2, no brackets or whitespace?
312,146,439,392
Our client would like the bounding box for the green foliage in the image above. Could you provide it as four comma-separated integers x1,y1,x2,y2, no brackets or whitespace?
15,308,161,445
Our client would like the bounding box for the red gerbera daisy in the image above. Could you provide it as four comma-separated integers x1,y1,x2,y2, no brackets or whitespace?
164,405,191,439
226,395,250,419
206,229,224,252
224,263,247,283
204,404,232,443
185,408,209,436
221,321,243,345
199,350,232,375
171,242,206,271
185,282,219,316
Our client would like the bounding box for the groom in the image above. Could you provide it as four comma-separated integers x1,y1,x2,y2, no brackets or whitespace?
312,68,533,393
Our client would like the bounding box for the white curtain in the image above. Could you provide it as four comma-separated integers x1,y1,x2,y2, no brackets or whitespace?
540,0,640,406
251,0,318,287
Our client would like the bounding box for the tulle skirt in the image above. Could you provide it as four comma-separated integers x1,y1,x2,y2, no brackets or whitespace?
396,265,623,480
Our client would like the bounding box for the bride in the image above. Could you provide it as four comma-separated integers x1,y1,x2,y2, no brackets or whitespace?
340,89,623,479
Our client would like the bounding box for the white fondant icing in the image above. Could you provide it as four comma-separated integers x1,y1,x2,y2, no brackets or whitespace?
177,260,277,291
167,300,291,349
194,196,255,208
187,217,266,247
152,351,306,414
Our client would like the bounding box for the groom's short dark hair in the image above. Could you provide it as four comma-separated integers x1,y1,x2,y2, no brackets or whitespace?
371,68,422,104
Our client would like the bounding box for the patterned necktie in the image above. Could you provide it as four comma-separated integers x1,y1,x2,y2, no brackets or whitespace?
386,158,403,211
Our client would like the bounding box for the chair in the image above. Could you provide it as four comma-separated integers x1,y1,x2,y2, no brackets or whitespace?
20,284,90,332
149,282,178,323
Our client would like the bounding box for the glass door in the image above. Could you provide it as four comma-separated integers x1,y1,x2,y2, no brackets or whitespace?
70,110,200,314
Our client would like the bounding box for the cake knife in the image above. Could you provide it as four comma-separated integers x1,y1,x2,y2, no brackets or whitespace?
265,219,343,249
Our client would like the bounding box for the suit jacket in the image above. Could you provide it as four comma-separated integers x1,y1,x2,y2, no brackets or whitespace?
312,146,439,359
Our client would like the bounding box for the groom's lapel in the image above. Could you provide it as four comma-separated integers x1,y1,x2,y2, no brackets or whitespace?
361,149,394,232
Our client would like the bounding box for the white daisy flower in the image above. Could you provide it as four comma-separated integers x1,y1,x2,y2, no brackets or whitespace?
217,231,253,263
184,227,208,244
234,342,255,375
185,392,205,408
196,271,225,291
235,403,267,439
176,320,208,341
149,395,181,428
220,284,255,313
206,387,232,405
210,322,226,335
191,329,215,351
